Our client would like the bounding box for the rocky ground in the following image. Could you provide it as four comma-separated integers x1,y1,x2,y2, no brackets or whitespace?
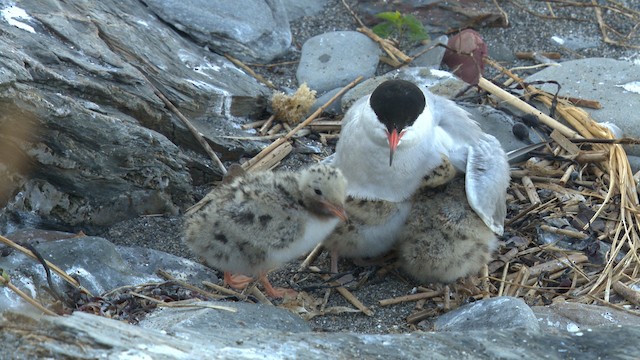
99,0,640,334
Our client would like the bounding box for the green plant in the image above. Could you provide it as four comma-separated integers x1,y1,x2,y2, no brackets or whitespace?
372,11,429,47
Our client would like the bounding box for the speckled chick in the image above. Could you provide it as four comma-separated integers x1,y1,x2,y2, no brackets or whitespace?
183,163,348,297
322,156,457,274
397,174,498,284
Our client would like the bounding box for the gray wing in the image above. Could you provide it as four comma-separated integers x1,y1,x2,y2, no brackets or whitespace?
465,134,510,235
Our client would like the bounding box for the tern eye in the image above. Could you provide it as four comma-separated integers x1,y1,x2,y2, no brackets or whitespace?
314,189,323,196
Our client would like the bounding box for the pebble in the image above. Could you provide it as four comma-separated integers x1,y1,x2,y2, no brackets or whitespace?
296,31,380,93
409,35,448,69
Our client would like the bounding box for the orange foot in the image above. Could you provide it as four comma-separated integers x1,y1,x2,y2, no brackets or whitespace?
259,273,297,298
224,272,254,290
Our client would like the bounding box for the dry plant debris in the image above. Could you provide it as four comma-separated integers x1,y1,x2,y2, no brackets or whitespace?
271,83,317,125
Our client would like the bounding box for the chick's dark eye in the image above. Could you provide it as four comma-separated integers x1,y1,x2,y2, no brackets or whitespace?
314,189,323,195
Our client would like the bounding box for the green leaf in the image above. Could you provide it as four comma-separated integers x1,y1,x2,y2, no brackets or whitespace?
403,14,430,43
375,11,402,25
372,22,396,39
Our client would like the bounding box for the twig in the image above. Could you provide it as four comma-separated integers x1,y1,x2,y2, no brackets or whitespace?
241,119,267,130
507,254,588,281
248,286,273,305
242,76,362,171
0,235,90,296
243,141,292,173
612,281,640,306
152,89,227,176
297,244,324,273
202,280,249,301
224,53,276,89
130,292,237,312
515,51,562,60
259,114,276,135
492,0,509,26
378,290,441,306
521,176,542,205
156,269,226,300
0,272,58,316
321,275,373,316
335,286,373,316
477,76,581,139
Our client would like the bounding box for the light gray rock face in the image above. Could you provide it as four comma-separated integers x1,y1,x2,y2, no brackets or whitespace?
297,31,380,93
281,0,328,21
143,0,292,63
0,0,270,231
435,297,540,332
3,310,640,359
532,302,640,334
139,301,312,334
525,58,640,155
0,232,218,312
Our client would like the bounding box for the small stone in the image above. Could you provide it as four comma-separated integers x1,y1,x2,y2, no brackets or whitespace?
296,31,380,93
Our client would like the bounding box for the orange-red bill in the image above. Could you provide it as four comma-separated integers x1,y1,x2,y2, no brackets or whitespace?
387,128,403,166
321,201,348,222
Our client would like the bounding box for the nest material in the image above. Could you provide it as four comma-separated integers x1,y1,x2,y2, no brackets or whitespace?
271,83,317,125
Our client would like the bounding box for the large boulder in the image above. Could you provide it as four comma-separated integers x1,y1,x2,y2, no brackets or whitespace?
0,1,270,232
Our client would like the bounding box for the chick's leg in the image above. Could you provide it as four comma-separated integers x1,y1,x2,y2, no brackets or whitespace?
224,272,254,289
259,272,297,298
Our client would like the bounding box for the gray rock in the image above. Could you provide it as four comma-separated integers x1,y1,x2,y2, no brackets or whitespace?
281,0,328,21
0,233,217,311
411,35,448,68
488,42,517,63
139,301,311,333
4,309,640,359
525,58,640,156
297,31,380,93
309,87,344,116
628,155,640,174
0,1,270,230
532,302,640,334
461,104,532,153
434,297,540,332
143,0,292,63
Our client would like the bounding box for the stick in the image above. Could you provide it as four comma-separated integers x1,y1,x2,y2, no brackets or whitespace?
507,254,588,281
321,275,373,316
477,77,581,139
259,114,276,135
378,290,441,306
243,141,292,172
156,269,226,300
612,281,640,306
152,88,227,176
224,53,276,89
202,280,249,301
0,274,58,316
242,76,362,171
335,286,373,316
521,176,541,205
0,235,90,296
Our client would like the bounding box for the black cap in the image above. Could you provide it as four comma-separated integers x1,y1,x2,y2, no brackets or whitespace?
369,80,426,133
